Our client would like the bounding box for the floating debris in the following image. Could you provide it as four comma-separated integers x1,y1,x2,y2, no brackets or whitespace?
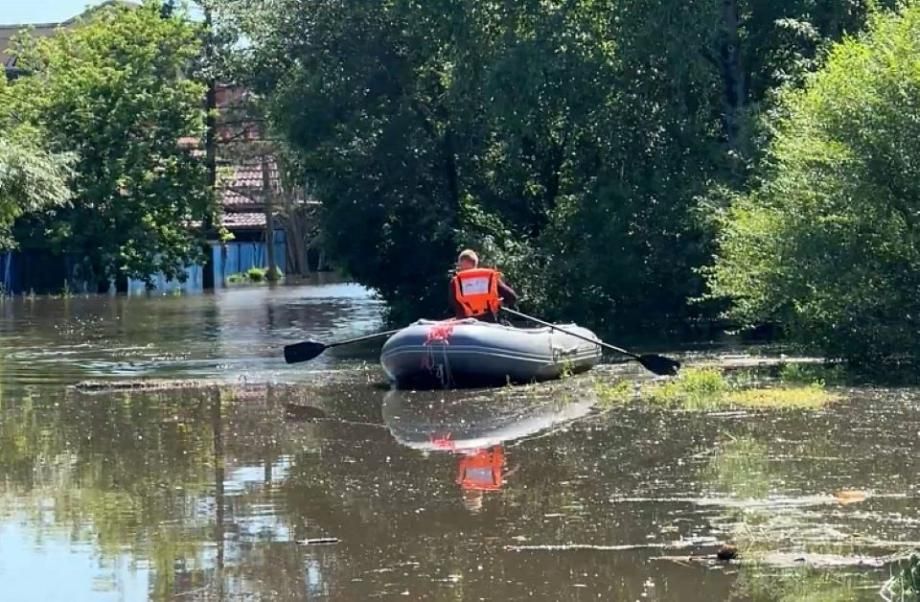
72,378,228,392
716,544,738,561
834,489,869,505
299,538,339,546
505,538,718,553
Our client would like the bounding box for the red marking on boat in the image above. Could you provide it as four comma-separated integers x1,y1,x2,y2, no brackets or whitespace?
425,321,455,344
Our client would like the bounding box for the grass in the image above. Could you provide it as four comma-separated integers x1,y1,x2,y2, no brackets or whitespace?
740,567,873,602
648,367,727,409
597,379,633,404
598,366,840,411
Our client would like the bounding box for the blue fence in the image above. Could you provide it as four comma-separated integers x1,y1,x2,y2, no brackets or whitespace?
213,232,287,284
0,252,13,293
1,230,290,296
126,264,205,295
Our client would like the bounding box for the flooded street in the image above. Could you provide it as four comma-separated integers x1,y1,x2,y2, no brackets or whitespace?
1,284,919,600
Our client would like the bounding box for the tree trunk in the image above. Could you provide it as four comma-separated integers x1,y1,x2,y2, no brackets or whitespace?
282,195,309,276
261,156,279,281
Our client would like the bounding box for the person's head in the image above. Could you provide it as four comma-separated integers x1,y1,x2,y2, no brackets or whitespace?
457,249,479,271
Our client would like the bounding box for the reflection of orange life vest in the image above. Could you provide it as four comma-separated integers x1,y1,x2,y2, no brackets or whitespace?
457,447,505,491
451,268,501,318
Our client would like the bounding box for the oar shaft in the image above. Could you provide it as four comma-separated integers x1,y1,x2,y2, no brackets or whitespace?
325,328,403,349
500,307,635,358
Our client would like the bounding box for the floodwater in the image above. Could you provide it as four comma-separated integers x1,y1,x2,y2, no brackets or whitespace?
1,282,919,601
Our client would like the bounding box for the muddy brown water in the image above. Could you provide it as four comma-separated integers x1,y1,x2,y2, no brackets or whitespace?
1,283,919,601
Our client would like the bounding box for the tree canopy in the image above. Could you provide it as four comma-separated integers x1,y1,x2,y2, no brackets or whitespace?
3,0,919,364
708,4,920,364
216,0,894,334
0,79,73,250
5,1,214,290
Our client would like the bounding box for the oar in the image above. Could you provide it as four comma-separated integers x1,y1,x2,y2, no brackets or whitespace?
500,306,681,376
283,328,402,364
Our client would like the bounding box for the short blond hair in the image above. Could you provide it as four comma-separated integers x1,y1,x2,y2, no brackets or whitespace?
458,249,479,266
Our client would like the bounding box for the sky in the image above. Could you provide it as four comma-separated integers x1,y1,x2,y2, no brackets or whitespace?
1,0,115,25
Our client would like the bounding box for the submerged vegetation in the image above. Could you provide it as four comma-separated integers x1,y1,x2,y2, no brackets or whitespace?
704,436,774,500
598,365,840,410
728,385,835,410
738,567,876,602
226,266,284,284
702,436,897,601
885,553,920,602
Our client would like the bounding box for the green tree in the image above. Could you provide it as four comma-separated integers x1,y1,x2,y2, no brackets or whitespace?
217,0,889,332
0,131,73,250
6,1,214,291
0,77,73,249
708,4,920,364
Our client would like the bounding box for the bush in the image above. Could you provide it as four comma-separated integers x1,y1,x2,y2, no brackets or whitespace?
226,266,283,285
246,267,267,282
708,5,920,365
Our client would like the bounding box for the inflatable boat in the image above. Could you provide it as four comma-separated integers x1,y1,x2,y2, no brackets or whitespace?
379,319,602,389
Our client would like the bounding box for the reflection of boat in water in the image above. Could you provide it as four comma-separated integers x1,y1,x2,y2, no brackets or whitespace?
380,319,602,389
383,388,597,512
381,387,598,452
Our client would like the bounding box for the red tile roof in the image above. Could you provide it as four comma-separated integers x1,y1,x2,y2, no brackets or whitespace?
221,211,266,230
224,160,282,190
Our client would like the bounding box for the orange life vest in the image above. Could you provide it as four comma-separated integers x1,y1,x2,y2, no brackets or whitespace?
456,447,505,491
451,268,501,319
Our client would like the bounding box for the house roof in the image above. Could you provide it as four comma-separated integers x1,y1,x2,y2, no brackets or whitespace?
221,211,266,231
0,22,59,68
1,1,139,70
224,159,282,190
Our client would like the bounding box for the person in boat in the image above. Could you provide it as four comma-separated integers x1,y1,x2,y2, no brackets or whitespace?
448,249,518,322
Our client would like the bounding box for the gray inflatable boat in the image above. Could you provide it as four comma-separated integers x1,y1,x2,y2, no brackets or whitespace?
380,319,602,389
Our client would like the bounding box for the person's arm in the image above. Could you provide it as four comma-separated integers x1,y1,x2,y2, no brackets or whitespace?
448,278,462,318
497,278,518,306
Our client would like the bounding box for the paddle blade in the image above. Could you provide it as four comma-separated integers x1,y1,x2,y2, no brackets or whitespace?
283,340,328,364
637,354,681,376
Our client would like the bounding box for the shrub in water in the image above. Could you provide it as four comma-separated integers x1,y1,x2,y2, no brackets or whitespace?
246,267,267,282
